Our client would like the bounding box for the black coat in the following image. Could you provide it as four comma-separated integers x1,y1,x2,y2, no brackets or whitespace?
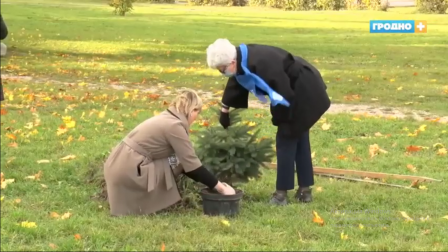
0,14,8,101
221,44,331,137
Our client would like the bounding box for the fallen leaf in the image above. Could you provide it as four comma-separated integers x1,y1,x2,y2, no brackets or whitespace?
421,229,431,235
369,144,388,158
358,224,364,229
406,164,417,173
49,243,58,249
20,221,37,228
311,151,316,159
442,215,448,220
161,242,165,251
60,155,76,161
0,196,4,201
312,210,324,226
397,86,403,91
437,148,447,156
98,111,106,118
410,180,420,188
337,155,347,160
359,242,368,247
420,215,430,222
50,212,60,219
418,185,428,190
74,234,82,240
37,160,51,164
25,170,43,180
321,123,331,131
406,145,422,152
220,219,230,227
8,142,18,148
61,212,72,220
316,187,323,192
14,198,21,204
41,184,48,188
340,232,349,240
399,211,414,222
347,145,355,154
374,132,383,137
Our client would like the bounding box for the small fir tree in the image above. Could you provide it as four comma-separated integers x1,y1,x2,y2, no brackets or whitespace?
196,108,275,187
109,0,136,16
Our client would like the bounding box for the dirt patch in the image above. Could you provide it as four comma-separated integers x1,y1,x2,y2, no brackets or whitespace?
2,74,447,123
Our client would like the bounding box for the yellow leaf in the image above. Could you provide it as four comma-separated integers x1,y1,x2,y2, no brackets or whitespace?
442,215,448,220
14,198,21,204
406,164,417,173
37,159,51,164
433,143,445,149
61,212,73,220
20,221,37,228
352,117,361,121
347,145,355,154
50,212,60,219
1,174,15,189
60,155,76,161
98,111,106,118
437,148,447,156
420,215,430,222
399,211,414,222
316,186,323,192
390,79,395,82
369,144,388,158
340,232,348,240
418,185,428,190
247,121,256,127
397,86,403,91
0,196,4,201
358,224,364,229
25,170,43,181
418,125,427,132
311,152,316,159
220,219,230,227
321,123,331,131
65,120,76,128
312,210,324,226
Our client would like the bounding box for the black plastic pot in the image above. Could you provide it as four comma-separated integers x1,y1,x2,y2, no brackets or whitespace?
199,188,244,217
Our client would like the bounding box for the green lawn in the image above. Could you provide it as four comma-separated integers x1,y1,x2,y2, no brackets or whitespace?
1,0,448,251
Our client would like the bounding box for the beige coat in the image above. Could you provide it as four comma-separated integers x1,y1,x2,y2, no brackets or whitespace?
104,107,202,216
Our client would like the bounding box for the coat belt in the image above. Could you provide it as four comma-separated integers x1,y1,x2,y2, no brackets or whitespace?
122,137,173,192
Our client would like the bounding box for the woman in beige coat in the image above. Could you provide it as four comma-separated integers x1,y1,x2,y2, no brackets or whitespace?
104,89,236,216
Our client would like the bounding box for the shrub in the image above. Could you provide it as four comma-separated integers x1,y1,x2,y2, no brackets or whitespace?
188,0,247,6
109,0,137,16
417,0,448,13
195,108,275,187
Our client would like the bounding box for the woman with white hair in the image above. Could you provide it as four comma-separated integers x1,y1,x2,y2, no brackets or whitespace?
104,89,236,216
206,38,331,205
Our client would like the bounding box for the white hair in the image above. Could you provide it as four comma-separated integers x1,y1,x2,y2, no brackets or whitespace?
206,38,236,68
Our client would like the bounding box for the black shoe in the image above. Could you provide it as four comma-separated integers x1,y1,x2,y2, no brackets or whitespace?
295,187,312,203
269,190,288,206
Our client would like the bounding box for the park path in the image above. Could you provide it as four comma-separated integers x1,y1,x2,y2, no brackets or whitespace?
2,74,447,123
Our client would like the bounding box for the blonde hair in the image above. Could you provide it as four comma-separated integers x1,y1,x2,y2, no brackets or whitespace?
170,89,203,117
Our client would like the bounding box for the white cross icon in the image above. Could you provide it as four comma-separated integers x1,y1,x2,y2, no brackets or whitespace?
416,22,425,31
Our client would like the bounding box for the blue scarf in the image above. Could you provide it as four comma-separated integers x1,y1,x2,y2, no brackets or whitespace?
235,44,290,107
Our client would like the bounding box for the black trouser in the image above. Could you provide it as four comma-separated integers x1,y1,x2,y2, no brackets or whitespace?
275,129,314,190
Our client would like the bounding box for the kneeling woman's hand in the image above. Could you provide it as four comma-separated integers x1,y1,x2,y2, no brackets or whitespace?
215,181,236,195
